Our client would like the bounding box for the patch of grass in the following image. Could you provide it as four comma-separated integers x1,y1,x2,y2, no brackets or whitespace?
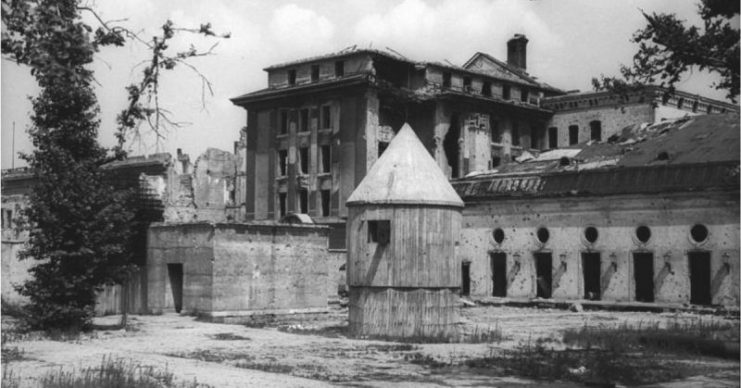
357,324,504,344
277,324,348,338
364,343,417,352
38,356,212,388
168,349,254,363
403,352,448,368
2,364,20,388
209,333,250,341
563,319,739,358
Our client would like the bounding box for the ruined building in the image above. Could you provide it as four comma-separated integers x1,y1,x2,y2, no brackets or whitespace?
230,35,737,247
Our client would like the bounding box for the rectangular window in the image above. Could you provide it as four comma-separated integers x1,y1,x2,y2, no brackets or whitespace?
288,69,296,85
530,127,539,149
298,188,308,213
569,125,579,145
300,109,309,132
335,61,344,77
320,145,331,173
368,220,390,244
278,150,288,176
279,192,287,217
299,147,309,174
502,85,511,100
378,141,389,157
512,123,520,146
482,81,491,97
311,65,319,82
321,190,331,217
322,105,331,129
463,77,471,91
548,127,558,149
590,121,602,142
442,72,451,88
280,111,288,135
521,88,529,102
490,118,501,143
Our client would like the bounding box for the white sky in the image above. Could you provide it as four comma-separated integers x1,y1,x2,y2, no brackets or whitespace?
1,0,735,168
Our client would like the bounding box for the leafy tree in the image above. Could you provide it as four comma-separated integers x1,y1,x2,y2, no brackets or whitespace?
1,0,227,330
593,0,739,102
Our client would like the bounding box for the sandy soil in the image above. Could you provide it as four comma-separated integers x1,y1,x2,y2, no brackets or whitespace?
2,305,739,387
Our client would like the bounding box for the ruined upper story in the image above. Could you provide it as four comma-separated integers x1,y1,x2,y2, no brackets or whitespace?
231,35,565,109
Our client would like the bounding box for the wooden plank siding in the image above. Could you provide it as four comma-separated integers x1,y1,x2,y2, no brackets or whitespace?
94,267,146,315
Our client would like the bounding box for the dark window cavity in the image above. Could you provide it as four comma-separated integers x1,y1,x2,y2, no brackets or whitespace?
490,119,501,143
636,225,651,243
278,150,288,176
493,228,505,244
378,141,389,157
502,84,511,100
288,69,296,85
334,61,344,77
536,227,550,243
321,190,331,217
511,123,520,146
521,88,528,102
322,105,331,129
548,127,558,149
442,72,451,88
320,145,331,173
300,109,309,132
279,192,287,217
530,127,539,149
482,81,491,97
311,65,319,82
584,226,598,243
280,111,289,135
463,77,472,91
299,147,309,174
590,120,602,142
568,125,579,145
690,224,708,243
298,188,308,213
368,220,390,244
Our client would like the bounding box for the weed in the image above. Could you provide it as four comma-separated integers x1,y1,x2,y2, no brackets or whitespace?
38,355,212,388
277,324,347,338
210,333,250,341
2,364,20,388
403,352,448,368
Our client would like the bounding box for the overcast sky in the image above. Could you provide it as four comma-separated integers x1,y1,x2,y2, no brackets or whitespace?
1,0,734,169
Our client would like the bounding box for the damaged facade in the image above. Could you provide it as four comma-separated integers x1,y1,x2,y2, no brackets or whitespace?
232,35,739,309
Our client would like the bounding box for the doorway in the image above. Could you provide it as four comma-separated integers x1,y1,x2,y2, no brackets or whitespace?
689,251,711,305
461,262,471,296
582,252,601,300
534,253,552,299
633,252,654,302
167,263,184,313
491,252,507,297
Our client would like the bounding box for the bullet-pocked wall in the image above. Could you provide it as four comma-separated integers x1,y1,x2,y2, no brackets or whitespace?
147,222,330,319
458,192,740,307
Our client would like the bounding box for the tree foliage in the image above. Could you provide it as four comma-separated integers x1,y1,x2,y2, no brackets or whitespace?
593,0,740,102
1,0,227,330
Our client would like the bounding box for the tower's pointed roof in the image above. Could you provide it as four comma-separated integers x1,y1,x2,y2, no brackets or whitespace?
347,124,464,207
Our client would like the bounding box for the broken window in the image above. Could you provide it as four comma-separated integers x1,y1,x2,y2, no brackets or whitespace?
521,88,529,102
463,77,471,91
335,61,344,77
482,81,491,97
278,149,288,176
442,72,451,88
278,192,287,217
311,65,319,82
321,190,331,217
502,85,511,100
548,127,558,149
511,123,520,146
530,127,539,149
299,109,309,132
535,252,553,299
298,188,308,213
320,145,331,173
288,69,296,85
280,111,288,135
568,125,579,145
590,120,602,142
378,141,389,157
490,118,501,143
299,147,309,174
677,98,684,109
368,220,390,244
322,105,331,129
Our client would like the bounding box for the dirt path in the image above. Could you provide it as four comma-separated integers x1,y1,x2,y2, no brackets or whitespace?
2,306,739,387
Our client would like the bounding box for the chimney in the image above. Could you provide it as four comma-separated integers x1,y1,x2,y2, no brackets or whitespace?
507,34,528,70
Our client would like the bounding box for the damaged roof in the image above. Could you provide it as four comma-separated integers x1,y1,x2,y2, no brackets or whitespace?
347,123,464,207
454,114,740,200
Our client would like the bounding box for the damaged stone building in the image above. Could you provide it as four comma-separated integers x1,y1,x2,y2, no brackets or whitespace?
231,35,739,309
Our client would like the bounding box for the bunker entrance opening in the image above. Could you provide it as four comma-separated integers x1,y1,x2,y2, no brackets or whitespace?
167,263,183,313
490,252,507,297
633,252,654,302
582,252,601,300
534,252,552,299
689,251,712,305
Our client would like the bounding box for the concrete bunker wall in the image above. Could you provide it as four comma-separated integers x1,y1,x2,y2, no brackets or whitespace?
458,192,740,307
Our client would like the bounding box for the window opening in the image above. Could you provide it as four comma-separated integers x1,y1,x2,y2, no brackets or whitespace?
288,69,296,85
590,121,602,142
322,105,331,129
582,252,601,300
548,127,558,149
311,65,319,82
512,123,520,146
493,228,505,244
491,252,507,297
521,88,529,102
461,262,471,296
278,192,287,217
537,227,550,243
535,252,552,298
463,77,471,91
299,147,309,174
334,61,344,77
442,72,451,88
320,145,331,173
530,127,539,149
633,252,654,302
690,224,708,243
320,190,331,217
368,220,390,244
482,81,491,97
636,225,651,243
280,111,288,135
502,85,511,100
378,141,389,157
689,251,711,305
300,109,309,132
443,113,461,178
298,188,308,213
278,150,288,176
585,227,598,243
568,125,579,145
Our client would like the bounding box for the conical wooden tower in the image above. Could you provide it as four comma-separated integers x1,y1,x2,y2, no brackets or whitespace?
346,123,464,339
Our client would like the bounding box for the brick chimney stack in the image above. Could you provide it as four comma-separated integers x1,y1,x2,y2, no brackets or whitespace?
507,34,528,71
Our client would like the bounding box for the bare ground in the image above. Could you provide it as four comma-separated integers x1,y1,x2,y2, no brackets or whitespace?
2,305,739,387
